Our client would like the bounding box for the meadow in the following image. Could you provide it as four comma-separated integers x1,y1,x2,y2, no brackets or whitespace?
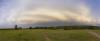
0,29,99,41
92,30,100,35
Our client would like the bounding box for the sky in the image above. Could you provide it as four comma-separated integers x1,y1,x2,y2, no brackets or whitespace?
0,0,100,28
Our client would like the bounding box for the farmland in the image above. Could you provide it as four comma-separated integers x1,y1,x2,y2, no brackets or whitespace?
0,29,99,41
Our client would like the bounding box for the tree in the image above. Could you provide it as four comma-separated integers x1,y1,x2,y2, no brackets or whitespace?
15,25,18,30
29,26,32,29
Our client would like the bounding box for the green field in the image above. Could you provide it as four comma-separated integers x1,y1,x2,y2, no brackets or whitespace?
92,30,100,35
0,29,99,41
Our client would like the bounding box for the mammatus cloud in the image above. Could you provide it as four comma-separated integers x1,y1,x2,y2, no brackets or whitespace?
0,0,97,26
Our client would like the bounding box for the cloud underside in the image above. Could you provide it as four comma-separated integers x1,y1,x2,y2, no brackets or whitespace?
8,7,94,25
2,0,96,26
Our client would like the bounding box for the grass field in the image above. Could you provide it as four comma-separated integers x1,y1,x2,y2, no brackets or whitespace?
0,29,99,41
92,30,100,35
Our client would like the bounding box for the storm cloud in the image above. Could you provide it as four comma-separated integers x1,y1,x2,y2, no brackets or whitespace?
0,0,98,27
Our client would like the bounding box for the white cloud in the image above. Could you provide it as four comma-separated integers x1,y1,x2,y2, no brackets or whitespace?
4,0,96,25
8,6,94,24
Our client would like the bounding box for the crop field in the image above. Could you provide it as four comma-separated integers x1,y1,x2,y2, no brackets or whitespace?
0,29,99,41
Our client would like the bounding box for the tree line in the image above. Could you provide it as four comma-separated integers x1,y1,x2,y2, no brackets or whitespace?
14,25,100,30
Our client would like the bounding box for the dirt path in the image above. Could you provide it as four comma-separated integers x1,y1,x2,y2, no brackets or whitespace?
87,30,100,39
44,32,52,41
